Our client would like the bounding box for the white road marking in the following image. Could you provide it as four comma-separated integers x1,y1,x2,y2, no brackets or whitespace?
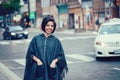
14,59,25,66
113,67,120,71
0,36,94,45
0,62,22,80
66,61,74,64
9,67,25,69
66,54,95,61
14,59,74,66
13,54,95,66
0,41,9,45
0,39,31,45
11,41,24,44
59,36,94,41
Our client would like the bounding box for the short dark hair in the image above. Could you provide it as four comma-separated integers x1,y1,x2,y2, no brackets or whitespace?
41,15,56,33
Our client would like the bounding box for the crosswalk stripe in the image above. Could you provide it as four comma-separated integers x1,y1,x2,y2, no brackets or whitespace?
66,54,95,61
13,54,95,66
14,59,25,66
0,42,9,45
0,36,94,45
66,61,74,64
113,67,120,71
0,39,31,45
14,59,74,66
59,36,94,40
11,41,24,44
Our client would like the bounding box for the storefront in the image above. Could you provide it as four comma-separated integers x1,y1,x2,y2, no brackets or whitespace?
68,7,82,29
67,1,83,29
56,3,69,28
82,0,94,30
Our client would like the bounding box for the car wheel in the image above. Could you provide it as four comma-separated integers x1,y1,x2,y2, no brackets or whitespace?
3,36,6,40
96,57,101,61
25,36,28,39
6,34,12,40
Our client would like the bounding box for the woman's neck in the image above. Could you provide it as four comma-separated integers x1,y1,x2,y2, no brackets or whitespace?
44,33,51,38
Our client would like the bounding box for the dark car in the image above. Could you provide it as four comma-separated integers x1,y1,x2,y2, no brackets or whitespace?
3,26,28,40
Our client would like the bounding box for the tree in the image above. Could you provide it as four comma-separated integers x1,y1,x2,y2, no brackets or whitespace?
0,0,21,16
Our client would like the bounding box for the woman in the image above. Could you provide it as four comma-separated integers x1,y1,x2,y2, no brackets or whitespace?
23,15,68,80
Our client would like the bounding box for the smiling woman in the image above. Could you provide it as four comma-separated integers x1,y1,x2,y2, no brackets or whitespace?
23,15,68,80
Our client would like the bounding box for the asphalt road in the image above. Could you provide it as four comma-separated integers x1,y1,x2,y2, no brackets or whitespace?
0,29,120,80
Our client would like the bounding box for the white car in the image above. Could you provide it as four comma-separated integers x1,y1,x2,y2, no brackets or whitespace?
94,18,120,59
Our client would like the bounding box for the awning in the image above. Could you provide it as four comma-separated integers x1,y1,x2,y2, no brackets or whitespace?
56,3,68,14
82,1,93,8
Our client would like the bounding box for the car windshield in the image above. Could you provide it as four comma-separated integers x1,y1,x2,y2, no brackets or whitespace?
99,24,120,35
9,26,23,32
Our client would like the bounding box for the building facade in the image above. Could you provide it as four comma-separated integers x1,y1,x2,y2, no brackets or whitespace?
48,0,83,29
67,0,82,29
41,0,120,30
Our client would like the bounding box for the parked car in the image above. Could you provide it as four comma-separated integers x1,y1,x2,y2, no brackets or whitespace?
3,26,28,40
94,18,120,59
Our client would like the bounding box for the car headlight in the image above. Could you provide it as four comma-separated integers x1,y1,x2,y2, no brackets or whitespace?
95,42,109,47
24,31,28,34
11,32,16,35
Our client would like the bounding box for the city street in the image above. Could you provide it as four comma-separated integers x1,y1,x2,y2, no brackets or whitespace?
0,28,120,80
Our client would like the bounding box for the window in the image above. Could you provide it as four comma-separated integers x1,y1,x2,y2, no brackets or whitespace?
99,24,120,35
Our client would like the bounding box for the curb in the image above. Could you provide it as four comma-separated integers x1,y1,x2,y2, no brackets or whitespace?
0,62,22,80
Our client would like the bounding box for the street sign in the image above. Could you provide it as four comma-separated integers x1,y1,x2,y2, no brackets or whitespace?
30,12,35,19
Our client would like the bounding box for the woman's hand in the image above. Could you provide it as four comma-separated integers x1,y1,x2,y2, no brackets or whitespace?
36,59,43,66
33,56,43,66
50,58,58,68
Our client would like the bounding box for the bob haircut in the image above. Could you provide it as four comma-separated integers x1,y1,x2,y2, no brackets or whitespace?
41,15,56,33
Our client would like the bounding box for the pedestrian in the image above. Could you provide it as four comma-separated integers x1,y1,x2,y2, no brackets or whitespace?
105,16,109,22
23,15,68,80
95,18,99,31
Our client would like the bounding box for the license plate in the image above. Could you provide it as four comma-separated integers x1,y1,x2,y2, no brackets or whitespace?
18,34,22,37
114,49,120,54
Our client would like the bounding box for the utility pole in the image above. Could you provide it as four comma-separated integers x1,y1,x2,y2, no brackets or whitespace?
115,0,120,18
119,0,120,18
86,4,89,31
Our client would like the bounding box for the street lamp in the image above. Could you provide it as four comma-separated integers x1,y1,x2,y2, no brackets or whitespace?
78,0,83,29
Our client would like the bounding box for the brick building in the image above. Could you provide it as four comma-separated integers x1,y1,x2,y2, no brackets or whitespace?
35,0,120,30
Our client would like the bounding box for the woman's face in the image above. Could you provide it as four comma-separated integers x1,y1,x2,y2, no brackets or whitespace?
45,21,54,35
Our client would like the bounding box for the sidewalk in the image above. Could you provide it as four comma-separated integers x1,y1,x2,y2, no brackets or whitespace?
27,27,97,36
0,62,22,80
56,28,97,37
0,71,9,80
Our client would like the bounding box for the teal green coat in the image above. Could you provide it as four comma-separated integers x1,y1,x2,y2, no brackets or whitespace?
23,34,68,80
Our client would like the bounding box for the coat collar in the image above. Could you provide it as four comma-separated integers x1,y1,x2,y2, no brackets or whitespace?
39,33,54,38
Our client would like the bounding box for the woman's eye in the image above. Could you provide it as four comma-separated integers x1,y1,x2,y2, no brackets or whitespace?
46,24,49,26
51,25,54,27
46,25,54,27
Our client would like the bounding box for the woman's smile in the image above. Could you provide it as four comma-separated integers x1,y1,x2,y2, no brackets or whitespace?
45,21,54,36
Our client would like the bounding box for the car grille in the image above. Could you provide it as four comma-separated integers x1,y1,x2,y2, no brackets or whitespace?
109,52,115,54
16,33,24,37
109,52,120,54
17,33,23,35
106,42,120,47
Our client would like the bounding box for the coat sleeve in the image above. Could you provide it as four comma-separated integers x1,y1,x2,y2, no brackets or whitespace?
56,40,68,74
23,37,37,80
